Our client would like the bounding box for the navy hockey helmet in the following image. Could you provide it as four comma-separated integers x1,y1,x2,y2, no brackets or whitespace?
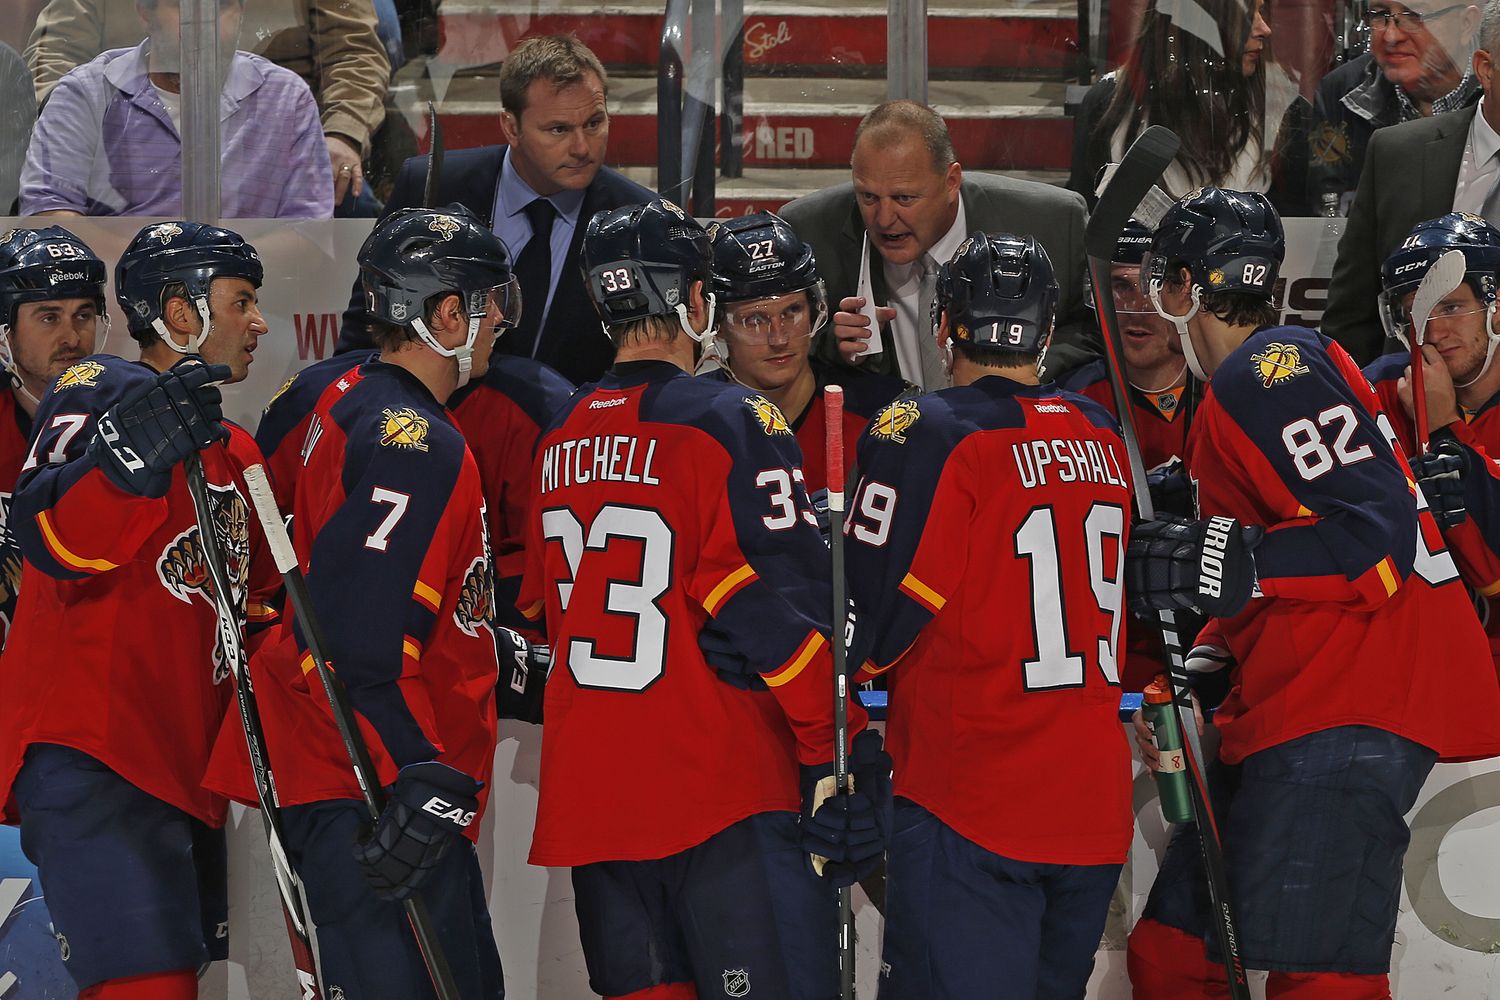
1145,188,1284,302
0,226,107,330
935,231,1058,359
582,199,715,341
358,205,520,388
1379,212,1500,351
1114,217,1155,267
1084,217,1157,316
116,221,263,354
710,211,828,342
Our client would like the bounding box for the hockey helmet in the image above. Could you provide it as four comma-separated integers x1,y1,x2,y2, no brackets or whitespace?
1144,188,1284,302
116,221,263,354
935,231,1058,358
0,226,107,330
1083,217,1157,317
1379,212,1500,351
710,211,828,342
582,200,715,341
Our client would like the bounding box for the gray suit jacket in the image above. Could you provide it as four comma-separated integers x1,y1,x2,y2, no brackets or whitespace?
778,171,1094,379
1321,104,1473,366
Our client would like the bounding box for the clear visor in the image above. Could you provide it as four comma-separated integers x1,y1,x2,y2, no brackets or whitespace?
1380,283,1487,346
1084,263,1156,315
718,284,827,346
469,276,522,332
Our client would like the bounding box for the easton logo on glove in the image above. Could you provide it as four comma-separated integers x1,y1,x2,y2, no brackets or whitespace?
421,795,475,828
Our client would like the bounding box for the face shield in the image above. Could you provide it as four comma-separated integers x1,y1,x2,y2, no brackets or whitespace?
717,282,827,348
471,276,523,337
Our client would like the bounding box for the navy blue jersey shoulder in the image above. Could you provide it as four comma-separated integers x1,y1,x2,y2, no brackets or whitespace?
39,353,155,418
1054,385,1123,436
1362,351,1408,389
255,352,370,459
453,354,575,428
812,358,909,418
326,361,467,497
639,366,806,466
1209,325,1342,412
1055,357,1109,393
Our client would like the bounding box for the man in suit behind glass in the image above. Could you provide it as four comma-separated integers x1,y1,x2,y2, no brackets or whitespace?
338,34,653,385
779,100,1093,390
1322,2,1500,365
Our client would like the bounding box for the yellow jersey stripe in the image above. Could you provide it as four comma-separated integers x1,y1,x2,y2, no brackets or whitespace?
37,510,118,572
764,632,826,688
704,564,758,616
1375,557,1399,597
899,572,947,612
413,579,442,611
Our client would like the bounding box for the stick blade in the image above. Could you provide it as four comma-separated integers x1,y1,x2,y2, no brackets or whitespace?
1411,249,1468,346
1084,125,1181,260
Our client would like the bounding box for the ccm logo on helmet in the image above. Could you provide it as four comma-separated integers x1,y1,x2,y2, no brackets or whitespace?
1197,516,1235,599
1394,261,1426,276
422,796,476,828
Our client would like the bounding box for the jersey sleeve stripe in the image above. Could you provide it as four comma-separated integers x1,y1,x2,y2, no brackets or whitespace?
402,637,422,660
899,571,947,613
519,599,544,621
35,510,120,573
703,563,759,616
300,651,316,677
1375,557,1399,597
413,579,442,613
246,601,277,622
763,630,826,687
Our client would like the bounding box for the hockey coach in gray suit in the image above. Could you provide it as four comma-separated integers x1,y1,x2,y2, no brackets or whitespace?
779,100,1094,390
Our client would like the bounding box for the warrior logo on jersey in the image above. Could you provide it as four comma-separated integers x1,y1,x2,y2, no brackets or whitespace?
1250,342,1310,388
722,969,750,997
379,408,430,452
53,360,105,391
147,222,183,245
428,215,461,241
264,373,297,413
156,483,250,684
870,399,921,444
745,395,792,436
453,555,495,639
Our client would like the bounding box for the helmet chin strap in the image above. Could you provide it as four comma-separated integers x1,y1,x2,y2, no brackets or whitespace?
1149,281,1209,382
0,327,39,410
152,296,213,355
1455,301,1500,389
410,314,481,390
679,294,719,375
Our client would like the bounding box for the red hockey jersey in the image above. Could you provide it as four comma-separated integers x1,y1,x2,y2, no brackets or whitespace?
205,360,500,838
0,391,33,649
1187,328,1500,765
845,379,1135,866
1365,352,1500,666
0,355,281,827
520,360,866,866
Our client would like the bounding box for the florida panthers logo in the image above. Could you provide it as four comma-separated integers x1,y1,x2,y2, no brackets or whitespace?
453,555,495,639
147,222,184,245
53,360,105,391
870,398,921,443
156,482,251,684
745,395,792,437
1250,342,1310,388
428,215,461,241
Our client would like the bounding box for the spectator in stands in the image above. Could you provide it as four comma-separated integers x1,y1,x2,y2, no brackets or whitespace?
1068,0,1311,216
0,42,35,214
1322,0,1500,364
26,0,389,214
19,0,333,217
336,33,654,386
1310,0,1481,216
780,100,1092,390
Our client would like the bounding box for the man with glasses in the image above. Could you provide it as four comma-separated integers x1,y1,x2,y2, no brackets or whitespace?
1310,0,1481,215
1323,0,1500,364
705,211,908,493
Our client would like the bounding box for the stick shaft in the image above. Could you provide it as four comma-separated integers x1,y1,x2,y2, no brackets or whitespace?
824,385,855,1000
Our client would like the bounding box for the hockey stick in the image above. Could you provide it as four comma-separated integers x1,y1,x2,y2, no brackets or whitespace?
423,101,445,210
184,454,323,1000
1407,249,1467,454
1084,125,1251,999
239,463,462,1000
824,384,854,1000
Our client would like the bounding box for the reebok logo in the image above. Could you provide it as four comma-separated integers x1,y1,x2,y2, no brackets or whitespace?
589,397,628,409
422,795,476,828
1198,516,1234,598
1031,403,1069,413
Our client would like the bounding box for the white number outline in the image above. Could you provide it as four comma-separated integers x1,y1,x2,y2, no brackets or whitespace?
22,413,89,472
847,478,898,546
1014,503,1124,691
364,486,410,552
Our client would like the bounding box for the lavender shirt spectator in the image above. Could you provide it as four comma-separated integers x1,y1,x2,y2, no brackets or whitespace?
20,40,332,218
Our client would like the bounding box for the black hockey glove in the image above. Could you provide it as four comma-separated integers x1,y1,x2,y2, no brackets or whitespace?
1411,436,1468,531
800,730,892,888
495,626,550,725
1145,462,1195,518
807,488,832,543
354,761,482,902
90,361,230,498
1126,514,1261,619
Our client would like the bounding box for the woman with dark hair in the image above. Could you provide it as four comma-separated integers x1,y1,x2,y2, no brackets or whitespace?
1067,0,1312,216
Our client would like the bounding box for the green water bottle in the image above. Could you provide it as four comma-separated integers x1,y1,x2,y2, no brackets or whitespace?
1143,675,1194,824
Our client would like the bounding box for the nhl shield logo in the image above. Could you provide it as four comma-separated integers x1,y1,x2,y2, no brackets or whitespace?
722,969,750,997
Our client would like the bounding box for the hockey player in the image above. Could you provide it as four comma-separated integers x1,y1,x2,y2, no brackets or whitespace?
0,221,281,1000
1124,189,1500,1000
1366,213,1500,664
519,199,886,1000
0,226,109,646
205,207,516,999
1059,218,1195,690
706,211,907,492
842,232,1132,999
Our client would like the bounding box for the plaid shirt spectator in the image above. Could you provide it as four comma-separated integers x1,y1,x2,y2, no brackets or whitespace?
19,40,332,218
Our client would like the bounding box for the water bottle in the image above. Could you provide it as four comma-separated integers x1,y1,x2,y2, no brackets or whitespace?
1143,675,1194,824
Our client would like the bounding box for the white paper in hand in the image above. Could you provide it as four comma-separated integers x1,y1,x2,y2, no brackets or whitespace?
853,234,885,358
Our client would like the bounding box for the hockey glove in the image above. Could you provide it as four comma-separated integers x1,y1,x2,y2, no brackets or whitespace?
1411,436,1468,531
807,488,832,543
1145,462,1195,519
90,361,230,498
353,761,481,902
1126,514,1261,619
495,626,550,725
800,730,892,888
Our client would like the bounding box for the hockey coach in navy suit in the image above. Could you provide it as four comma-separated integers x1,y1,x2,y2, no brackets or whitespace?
338,34,653,385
